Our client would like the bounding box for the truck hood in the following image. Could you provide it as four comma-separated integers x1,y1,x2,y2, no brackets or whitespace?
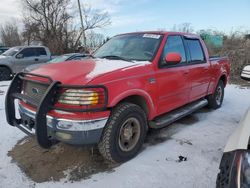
0,55,11,61
24,63,45,72
31,58,151,85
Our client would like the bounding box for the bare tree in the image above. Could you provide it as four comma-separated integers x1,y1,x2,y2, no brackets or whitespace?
85,31,105,50
172,23,194,33
75,3,111,48
21,0,111,54
21,0,72,54
22,18,40,45
216,31,250,83
0,21,22,47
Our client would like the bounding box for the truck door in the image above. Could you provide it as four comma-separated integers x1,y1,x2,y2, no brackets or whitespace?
184,38,211,102
35,47,49,63
156,35,190,115
14,48,38,72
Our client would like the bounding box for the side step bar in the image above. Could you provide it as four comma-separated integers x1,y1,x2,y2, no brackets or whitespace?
149,99,208,129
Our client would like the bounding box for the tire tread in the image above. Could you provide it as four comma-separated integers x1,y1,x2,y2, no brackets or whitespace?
98,103,146,163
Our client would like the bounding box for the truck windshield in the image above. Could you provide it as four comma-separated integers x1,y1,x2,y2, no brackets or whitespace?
2,47,22,56
49,54,71,63
94,33,163,61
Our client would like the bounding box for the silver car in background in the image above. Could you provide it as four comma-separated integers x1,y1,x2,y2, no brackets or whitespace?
0,46,51,80
24,53,90,72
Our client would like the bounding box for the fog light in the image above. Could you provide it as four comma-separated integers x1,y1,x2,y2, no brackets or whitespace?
56,132,72,140
57,121,74,130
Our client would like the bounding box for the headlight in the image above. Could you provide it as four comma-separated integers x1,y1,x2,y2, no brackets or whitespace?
58,89,99,105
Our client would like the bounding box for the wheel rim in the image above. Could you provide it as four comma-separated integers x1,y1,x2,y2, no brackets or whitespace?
215,86,222,105
118,117,141,152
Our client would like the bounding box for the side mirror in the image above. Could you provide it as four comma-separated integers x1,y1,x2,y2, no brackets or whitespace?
16,54,23,59
165,52,182,64
241,65,250,81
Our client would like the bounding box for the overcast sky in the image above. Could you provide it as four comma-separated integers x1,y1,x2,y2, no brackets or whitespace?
1,0,250,37
0,0,22,23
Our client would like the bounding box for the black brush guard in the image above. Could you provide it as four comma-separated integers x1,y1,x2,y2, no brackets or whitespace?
5,72,108,148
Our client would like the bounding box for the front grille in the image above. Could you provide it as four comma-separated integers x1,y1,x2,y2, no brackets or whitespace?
23,81,48,103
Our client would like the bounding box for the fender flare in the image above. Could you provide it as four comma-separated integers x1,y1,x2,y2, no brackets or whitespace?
217,72,228,85
0,64,13,74
109,89,157,120
209,72,228,94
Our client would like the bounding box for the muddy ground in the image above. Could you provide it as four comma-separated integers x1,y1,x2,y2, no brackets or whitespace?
8,112,201,183
8,138,116,183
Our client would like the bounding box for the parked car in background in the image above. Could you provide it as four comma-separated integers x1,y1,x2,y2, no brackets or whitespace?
0,46,51,80
0,47,9,55
24,53,90,72
49,53,90,63
6,31,230,163
217,65,250,188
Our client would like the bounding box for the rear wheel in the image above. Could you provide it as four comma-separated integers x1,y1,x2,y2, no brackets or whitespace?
0,67,11,81
207,80,224,109
98,103,147,163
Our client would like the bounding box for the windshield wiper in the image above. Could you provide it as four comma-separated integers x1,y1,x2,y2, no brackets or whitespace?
99,55,132,62
88,54,95,58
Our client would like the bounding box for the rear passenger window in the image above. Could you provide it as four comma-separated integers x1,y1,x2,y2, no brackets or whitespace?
160,36,186,65
185,39,205,62
36,48,47,56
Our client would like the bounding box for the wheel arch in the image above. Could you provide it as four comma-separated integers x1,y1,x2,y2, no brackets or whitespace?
209,73,228,94
0,65,13,74
109,90,156,120
219,74,227,87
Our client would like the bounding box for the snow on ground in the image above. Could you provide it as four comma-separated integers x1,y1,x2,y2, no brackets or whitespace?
0,83,250,188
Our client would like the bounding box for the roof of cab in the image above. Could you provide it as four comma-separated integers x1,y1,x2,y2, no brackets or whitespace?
116,31,200,39
9,45,48,48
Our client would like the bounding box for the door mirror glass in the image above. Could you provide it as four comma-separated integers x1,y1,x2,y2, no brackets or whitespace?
16,54,23,59
165,52,182,64
241,65,250,81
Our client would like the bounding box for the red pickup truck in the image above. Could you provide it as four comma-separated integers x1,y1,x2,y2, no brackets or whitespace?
6,31,230,163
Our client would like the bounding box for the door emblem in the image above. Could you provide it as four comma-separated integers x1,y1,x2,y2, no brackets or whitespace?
148,77,156,84
32,87,39,94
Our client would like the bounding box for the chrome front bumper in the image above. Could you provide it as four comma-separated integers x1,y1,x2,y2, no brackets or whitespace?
18,104,109,145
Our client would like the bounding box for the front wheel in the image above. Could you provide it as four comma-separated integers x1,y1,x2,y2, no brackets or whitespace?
0,67,11,81
207,80,224,109
98,103,147,163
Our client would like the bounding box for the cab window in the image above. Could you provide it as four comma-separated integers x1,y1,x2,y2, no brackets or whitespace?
160,35,186,66
36,48,47,56
185,39,205,63
19,48,37,58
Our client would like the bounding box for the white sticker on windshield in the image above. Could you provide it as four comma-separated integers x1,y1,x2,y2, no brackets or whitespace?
143,34,161,39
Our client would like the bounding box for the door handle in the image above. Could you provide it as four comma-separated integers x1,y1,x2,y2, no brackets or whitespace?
35,58,39,61
183,71,189,75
